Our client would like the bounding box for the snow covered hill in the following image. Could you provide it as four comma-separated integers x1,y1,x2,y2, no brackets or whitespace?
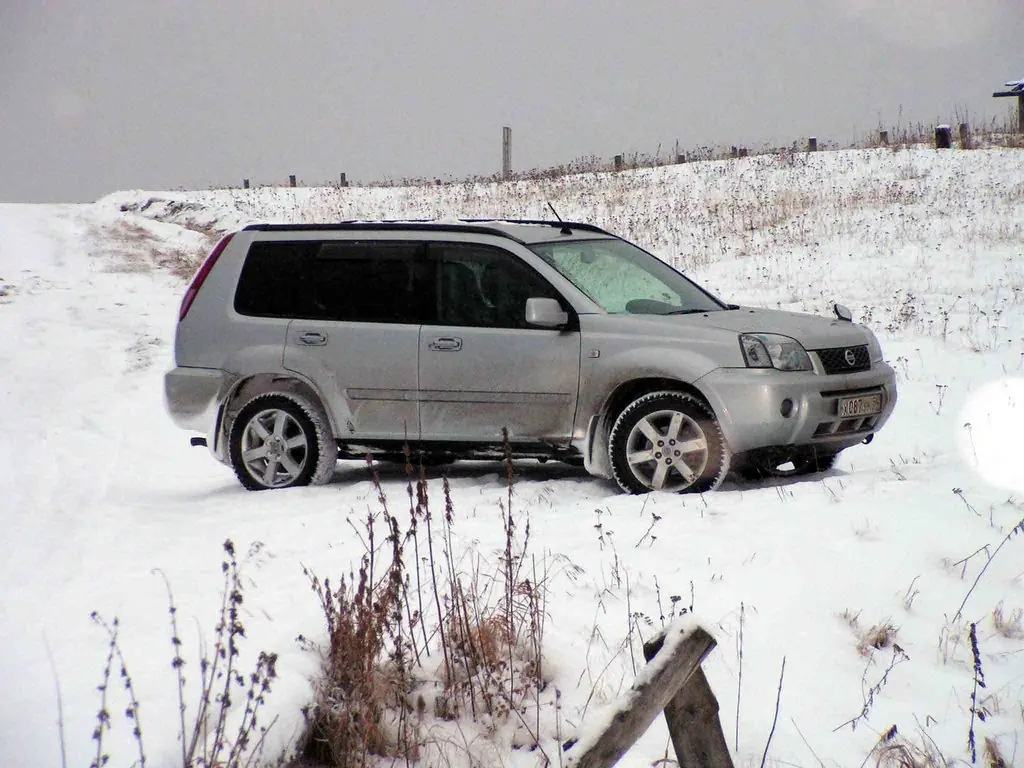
2,148,1024,767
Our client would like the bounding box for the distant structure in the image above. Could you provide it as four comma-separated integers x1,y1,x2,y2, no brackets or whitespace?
502,126,512,180
993,77,1024,133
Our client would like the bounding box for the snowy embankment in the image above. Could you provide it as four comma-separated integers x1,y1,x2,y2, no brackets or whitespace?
2,148,1023,767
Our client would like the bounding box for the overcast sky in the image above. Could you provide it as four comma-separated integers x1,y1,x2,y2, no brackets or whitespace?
2,1,1021,203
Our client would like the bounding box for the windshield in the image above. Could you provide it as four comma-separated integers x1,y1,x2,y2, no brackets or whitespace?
529,238,726,315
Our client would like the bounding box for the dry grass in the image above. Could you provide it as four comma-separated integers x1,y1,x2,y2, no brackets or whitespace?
992,603,1024,640
870,726,951,767
93,220,212,280
86,540,279,768
983,736,1009,767
299,449,549,766
840,610,900,656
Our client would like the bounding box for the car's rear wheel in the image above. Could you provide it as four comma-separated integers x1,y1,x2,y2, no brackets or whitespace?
609,391,729,494
229,393,337,491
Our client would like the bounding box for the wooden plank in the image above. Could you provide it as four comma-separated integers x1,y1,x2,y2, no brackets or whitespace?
643,635,735,768
564,619,715,768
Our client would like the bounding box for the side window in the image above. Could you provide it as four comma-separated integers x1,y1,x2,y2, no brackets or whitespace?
433,243,563,329
304,242,427,323
234,240,428,323
234,241,316,317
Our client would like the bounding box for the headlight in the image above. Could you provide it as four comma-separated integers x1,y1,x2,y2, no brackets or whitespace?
739,333,813,371
862,327,883,363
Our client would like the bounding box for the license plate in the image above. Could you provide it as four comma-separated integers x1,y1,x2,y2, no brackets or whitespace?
838,394,883,418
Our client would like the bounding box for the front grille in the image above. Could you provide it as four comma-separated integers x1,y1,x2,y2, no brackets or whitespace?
814,345,870,374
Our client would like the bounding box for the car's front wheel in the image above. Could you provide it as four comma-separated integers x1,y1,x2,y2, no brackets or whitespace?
609,391,729,494
228,393,337,491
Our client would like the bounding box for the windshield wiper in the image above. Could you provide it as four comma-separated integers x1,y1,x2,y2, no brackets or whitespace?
664,308,710,315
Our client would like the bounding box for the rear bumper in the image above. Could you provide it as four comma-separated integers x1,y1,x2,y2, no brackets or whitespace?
695,361,898,454
164,367,235,435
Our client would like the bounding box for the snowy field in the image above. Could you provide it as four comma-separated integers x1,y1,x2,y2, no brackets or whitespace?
2,148,1024,767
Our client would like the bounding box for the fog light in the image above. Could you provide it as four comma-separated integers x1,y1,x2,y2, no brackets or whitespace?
780,398,795,418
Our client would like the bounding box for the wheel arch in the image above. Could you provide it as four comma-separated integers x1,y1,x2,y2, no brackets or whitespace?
585,377,717,478
213,372,333,461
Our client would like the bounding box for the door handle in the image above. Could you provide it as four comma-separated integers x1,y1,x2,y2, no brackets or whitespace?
428,337,462,351
298,331,328,346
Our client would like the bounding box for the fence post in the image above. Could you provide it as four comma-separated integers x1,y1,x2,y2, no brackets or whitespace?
879,129,889,146
959,123,971,149
807,137,818,152
643,633,735,768
502,126,512,179
564,620,721,768
243,178,250,189
613,154,624,171
288,174,297,187
935,125,952,149
339,172,348,188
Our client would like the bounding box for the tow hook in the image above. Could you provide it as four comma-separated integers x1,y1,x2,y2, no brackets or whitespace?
190,437,208,447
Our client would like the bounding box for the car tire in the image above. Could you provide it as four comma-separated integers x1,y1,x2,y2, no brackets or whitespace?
739,448,838,480
609,391,729,494
228,393,337,491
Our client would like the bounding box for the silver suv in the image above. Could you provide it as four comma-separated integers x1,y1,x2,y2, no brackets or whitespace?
165,220,897,493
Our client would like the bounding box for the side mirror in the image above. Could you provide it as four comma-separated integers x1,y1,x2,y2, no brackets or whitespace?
833,303,853,322
525,297,569,328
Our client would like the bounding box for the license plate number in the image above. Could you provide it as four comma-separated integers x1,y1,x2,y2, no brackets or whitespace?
838,394,882,418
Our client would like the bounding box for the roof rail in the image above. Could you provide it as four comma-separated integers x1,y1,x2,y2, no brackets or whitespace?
459,218,611,235
240,219,612,243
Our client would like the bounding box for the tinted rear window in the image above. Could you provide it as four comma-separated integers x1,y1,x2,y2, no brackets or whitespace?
234,240,428,323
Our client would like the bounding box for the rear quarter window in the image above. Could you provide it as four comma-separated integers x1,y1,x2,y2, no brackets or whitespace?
233,241,316,317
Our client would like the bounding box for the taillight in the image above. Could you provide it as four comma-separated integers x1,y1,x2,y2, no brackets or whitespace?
179,232,236,321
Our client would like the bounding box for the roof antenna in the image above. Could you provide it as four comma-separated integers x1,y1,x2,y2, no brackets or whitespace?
547,202,573,235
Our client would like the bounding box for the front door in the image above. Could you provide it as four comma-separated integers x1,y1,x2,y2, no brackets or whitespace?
418,242,581,444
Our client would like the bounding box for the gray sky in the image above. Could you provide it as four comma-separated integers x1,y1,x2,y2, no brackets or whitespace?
2,0,1021,203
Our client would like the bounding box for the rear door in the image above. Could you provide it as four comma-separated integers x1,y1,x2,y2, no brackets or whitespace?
418,242,581,444
281,239,429,441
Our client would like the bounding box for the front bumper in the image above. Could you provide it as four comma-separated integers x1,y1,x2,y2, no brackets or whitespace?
694,361,898,454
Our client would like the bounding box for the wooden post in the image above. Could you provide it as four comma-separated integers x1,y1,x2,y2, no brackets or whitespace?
243,178,250,189
288,174,297,187
613,154,624,171
564,620,719,768
959,123,971,149
643,633,735,768
879,129,889,146
935,125,952,149
738,148,749,158
807,137,818,152
676,153,686,164
502,126,512,179
339,172,348,188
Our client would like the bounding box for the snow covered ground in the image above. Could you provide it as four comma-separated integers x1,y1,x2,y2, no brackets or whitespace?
2,148,1024,767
